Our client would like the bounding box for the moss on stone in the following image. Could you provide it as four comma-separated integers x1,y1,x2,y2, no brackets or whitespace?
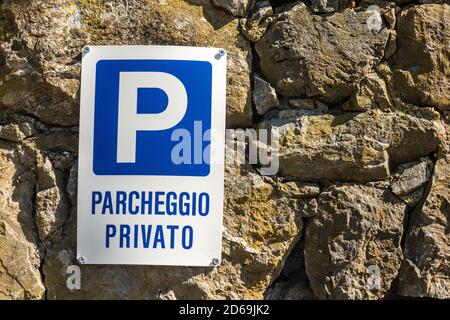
78,0,106,36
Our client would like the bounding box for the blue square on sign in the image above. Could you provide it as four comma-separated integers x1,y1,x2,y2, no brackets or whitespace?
93,60,212,176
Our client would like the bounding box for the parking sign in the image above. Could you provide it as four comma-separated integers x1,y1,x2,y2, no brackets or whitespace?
77,46,226,266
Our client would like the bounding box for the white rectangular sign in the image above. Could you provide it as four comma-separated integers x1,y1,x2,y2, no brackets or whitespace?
77,45,226,266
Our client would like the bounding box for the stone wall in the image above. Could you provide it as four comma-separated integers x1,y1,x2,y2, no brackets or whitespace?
0,0,449,300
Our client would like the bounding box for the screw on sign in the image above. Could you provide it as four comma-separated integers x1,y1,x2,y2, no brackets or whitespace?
215,49,226,60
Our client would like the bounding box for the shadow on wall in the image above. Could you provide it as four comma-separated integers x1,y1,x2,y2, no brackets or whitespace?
264,236,315,300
